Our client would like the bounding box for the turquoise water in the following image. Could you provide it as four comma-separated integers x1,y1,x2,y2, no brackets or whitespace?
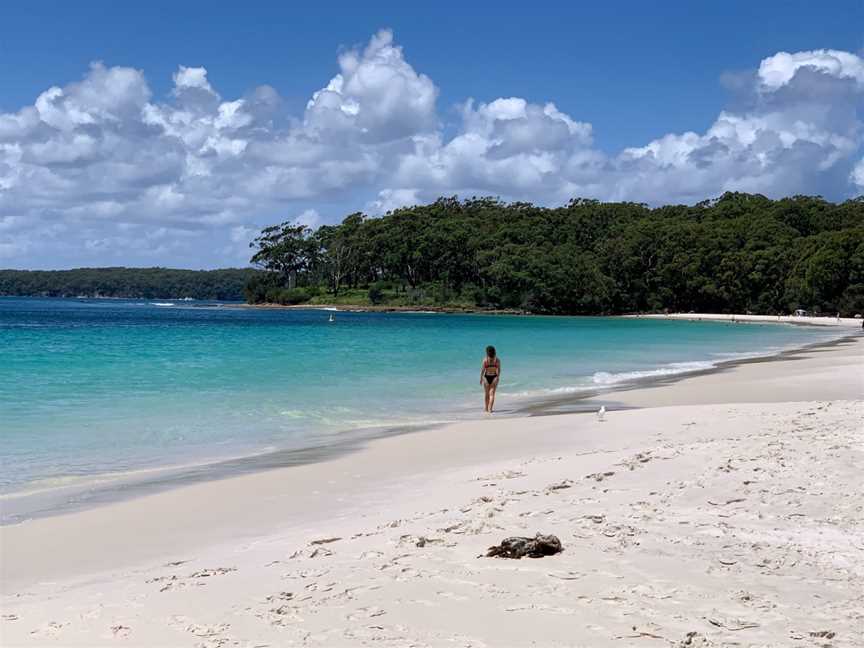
0,297,846,497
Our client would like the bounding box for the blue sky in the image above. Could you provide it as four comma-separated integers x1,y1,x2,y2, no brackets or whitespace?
3,1,860,152
1,1,863,268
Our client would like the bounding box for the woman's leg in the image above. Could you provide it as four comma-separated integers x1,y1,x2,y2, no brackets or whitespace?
488,382,497,413
483,382,491,412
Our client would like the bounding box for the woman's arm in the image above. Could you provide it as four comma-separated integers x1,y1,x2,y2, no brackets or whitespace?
480,358,487,385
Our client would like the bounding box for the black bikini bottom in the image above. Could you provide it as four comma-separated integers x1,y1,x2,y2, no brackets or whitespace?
485,374,497,385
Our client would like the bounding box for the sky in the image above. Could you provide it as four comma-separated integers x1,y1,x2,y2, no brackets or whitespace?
1,0,863,269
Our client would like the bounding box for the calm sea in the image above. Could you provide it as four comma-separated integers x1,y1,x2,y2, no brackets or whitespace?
0,297,846,505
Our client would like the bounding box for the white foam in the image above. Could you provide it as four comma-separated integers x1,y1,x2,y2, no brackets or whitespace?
591,361,715,385
507,359,726,400
508,384,593,398
150,302,175,307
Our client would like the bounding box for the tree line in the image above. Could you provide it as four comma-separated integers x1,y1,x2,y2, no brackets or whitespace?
246,193,864,315
0,267,257,300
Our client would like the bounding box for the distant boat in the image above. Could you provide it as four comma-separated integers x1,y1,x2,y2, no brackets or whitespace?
329,313,335,323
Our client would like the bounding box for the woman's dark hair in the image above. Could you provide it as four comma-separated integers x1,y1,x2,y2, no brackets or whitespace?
486,345,496,358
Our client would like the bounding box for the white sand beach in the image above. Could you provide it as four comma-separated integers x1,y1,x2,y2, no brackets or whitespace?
633,313,862,328
2,336,863,647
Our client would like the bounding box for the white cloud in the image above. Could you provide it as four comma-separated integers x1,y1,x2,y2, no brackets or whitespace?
607,51,864,203
852,158,864,190
0,34,861,269
295,208,320,228
305,29,438,142
229,224,255,243
174,66,214,92
757,49,864,90
366,188,421,214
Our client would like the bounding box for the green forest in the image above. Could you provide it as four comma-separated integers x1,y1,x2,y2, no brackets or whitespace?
0,267,257,300
245,192,864,315
4,193,862,313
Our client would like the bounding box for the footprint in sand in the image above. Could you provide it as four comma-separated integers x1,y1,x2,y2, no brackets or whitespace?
289,545,335,559
167,616,231,643
151,566,236,591
185,622,231,638
440,518,503,535
195,640,231,648
110,624,131,638
346,606,386,621
475,469,524,481
189,567,237,578
545,479,574,492
585,471,615,482
263,605,304,626
309,536,341,545
619,451,654,470
148,575,185,592
359,550,385,560
677,630,715,646
265,591,294,603
30,621,66,638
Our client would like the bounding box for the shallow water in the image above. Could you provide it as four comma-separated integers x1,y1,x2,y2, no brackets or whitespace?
0,297,844,495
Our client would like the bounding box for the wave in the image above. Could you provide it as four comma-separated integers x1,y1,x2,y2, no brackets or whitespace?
591,361,715,385
508,359,717,399
150,302,175,307
509,384,591,398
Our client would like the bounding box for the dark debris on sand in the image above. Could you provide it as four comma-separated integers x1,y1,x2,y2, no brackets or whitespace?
485,533,562,559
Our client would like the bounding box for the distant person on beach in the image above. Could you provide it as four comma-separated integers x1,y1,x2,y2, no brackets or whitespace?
481,345,501,413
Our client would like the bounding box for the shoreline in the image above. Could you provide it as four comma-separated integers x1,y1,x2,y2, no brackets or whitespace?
3,326,858,526
10,295,864,324
521,331,862,414
235,301,864,326
226,301,526,314
630,311,862,327
1,337,861,646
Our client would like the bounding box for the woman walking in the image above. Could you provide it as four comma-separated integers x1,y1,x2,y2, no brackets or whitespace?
481,345,501,413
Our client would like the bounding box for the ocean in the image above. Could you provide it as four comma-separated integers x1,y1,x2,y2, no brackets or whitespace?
0,297,847,517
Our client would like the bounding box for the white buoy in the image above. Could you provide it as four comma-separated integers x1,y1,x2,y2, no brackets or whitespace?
597,405,606,422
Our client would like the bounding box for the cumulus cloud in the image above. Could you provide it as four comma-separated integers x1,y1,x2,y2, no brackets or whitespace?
608,50,863,203
389,97,598,203
366,188,422,214
852,158,864,190
757,50,864,91
0,34,861,269
305,29,438,142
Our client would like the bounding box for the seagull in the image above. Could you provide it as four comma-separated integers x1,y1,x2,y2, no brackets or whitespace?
597,405,606,422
